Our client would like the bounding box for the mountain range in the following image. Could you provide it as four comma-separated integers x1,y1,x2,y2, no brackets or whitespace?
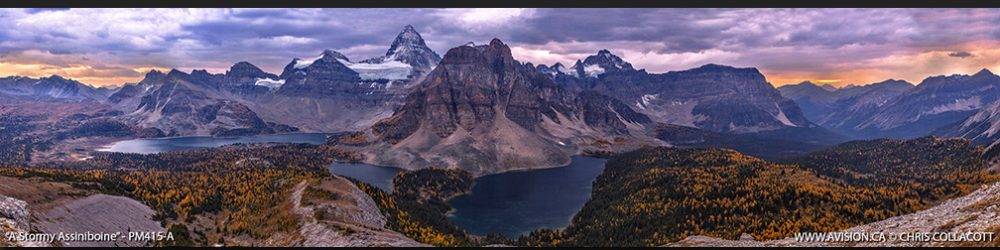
0,75,116,101
535,52,816,134
779,69,1000,141
101,25,441,136
4,25,1000,175
778,79,915,136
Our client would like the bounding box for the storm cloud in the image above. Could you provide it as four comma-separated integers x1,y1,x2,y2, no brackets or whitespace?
0,8,998,87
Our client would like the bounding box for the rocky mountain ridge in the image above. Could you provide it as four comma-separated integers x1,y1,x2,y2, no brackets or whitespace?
362,39,662,176
0,75,115,102
536,52,817,134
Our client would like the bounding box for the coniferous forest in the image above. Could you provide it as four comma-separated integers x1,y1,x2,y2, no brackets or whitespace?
517,137,999,247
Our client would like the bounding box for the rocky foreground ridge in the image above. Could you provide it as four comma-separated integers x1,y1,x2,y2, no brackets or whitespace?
0,195,48,247
667,182,1000,247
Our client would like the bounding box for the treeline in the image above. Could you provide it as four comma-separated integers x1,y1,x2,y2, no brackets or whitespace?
393,168,474,202
0,141,361,245
518,136,999,246
0,111,160,164
784,136,996,201
352,168,476,247
0,114,39,164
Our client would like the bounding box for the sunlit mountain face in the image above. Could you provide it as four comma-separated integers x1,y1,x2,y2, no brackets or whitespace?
0,8,998,88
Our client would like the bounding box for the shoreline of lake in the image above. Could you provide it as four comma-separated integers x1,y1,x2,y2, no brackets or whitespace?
97,132,331,154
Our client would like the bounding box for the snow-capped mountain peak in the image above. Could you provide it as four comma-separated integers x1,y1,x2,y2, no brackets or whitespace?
295,50,351,69
536,62,579,78
597,49,615,59
361,25,442,74
552,62,577,77
386,25,424,57
569,49,636,78
280,26,442,84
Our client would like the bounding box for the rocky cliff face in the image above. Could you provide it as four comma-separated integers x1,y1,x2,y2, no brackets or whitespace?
652,64,813,133
226,61,280,86
222,61,279,98
941,98,1000,145
365,39,659,176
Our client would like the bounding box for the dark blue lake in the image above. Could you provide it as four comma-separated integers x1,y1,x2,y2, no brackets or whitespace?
447,156,607,237
324,156,607,237
99,133,330,154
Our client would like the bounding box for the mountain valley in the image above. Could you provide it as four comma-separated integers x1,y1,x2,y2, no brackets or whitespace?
3,22,1000,248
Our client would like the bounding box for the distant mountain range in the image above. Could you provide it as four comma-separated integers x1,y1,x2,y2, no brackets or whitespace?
0,75,116,101
5,25,1000,174
778,79,915,136
779,69,1000,141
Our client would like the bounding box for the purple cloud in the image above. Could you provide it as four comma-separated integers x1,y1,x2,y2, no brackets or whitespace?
0,8,997,87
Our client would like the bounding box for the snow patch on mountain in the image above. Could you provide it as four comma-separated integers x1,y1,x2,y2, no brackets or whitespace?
554,63,576,77
638,94,659,108
337,59,413,81
773,107,797,127
925,96,982,115
254,78,285,89
292,55,324,69
583,64,605,78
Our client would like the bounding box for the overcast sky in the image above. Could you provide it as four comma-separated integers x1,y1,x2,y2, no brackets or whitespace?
1,8,998,87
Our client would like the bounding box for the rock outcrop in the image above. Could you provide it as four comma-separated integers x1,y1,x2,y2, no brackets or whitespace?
288,178,428,247
0,195,48,247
